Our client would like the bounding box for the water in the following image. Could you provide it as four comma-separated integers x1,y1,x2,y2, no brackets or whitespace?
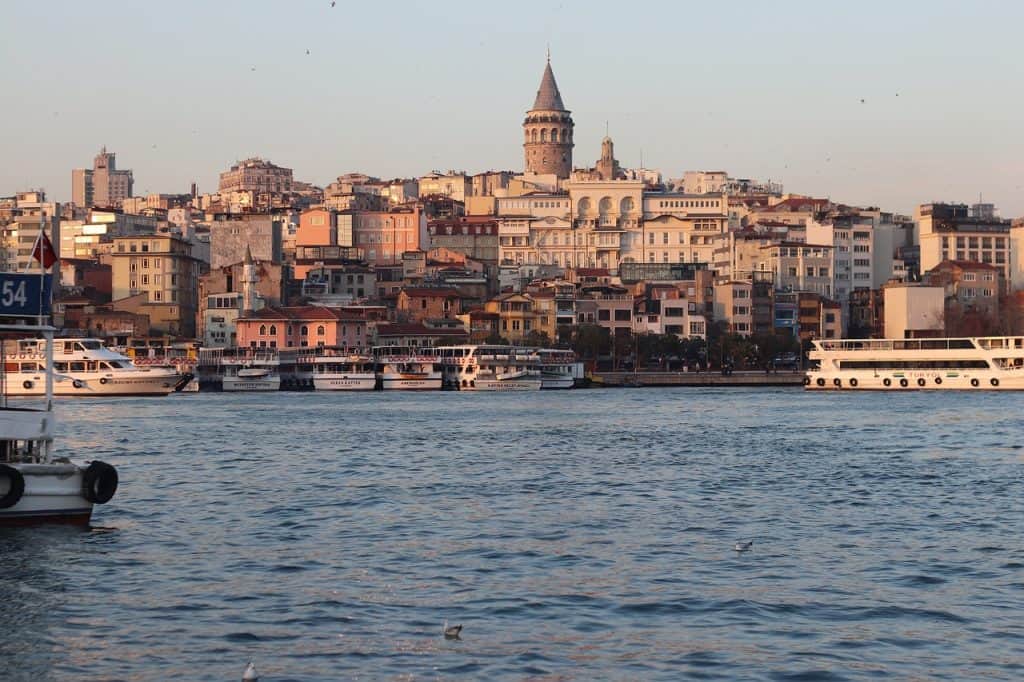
1,389,1022,681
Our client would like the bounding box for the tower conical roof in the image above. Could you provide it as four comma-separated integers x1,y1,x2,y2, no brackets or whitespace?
531,61,566,111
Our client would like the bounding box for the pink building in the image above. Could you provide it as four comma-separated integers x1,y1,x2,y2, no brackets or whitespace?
353,205,426,267
297,208,337,247
236,305,367,349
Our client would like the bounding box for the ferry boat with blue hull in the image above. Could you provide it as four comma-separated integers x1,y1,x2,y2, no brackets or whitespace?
806,336,1024,390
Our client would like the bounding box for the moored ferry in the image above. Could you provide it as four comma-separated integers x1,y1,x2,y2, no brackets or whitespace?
312,349,376,391
438,345,543,391
806,336,1024,390
374,346,442,390
537,348,582,390
2,338,186,397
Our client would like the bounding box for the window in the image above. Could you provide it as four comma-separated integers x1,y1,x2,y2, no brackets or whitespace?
301,325,309,335
963,272,976,281
259,325,267,335
662,232,669,244
317,325,325,336
819,267,829,277
807,267,815,277
269,325,277,335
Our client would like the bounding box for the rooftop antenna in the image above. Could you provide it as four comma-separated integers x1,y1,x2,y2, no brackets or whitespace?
546,44,550,63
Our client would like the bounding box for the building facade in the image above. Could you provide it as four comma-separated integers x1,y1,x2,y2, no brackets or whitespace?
71,148,134,208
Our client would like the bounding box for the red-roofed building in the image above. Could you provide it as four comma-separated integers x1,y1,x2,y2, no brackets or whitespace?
236,305,367,349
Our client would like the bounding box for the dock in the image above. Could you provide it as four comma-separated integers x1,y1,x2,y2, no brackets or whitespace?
591,370,805,387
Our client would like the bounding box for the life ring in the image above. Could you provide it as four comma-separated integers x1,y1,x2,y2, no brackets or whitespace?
72,379,84,389
803,376,811,386
971,378,980,388
934,377,942,385
81,461,118,504
899,378,909,388
883,378,892,387
917,378,926,387
833,378,842,387
22,380,32,390
0,464,25,509
849,378,858,387
991,378,1000,387
99,378,108,385
816,378,825,387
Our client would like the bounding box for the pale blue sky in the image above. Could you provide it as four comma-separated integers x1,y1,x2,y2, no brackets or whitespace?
2,0,1022,216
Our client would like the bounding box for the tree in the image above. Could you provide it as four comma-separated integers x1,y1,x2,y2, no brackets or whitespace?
523,330,553,348
484,333,510,345
572,324,610,365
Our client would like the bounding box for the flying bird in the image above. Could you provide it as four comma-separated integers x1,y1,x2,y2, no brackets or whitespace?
306,49,310,55
443,620,462,639
734,540,754,552
331,1,335,6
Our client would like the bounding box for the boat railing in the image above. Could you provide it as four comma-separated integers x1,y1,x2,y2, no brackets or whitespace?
817,338,980,352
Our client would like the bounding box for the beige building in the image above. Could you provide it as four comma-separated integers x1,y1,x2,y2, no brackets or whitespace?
762,242,833,297
917,202,1011,282
111,235,203,337
71,148,133,208
218,158,293,194
418,172,470,202
883,284,945,339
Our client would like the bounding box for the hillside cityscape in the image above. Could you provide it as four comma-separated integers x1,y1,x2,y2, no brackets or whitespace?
3,58,1022,371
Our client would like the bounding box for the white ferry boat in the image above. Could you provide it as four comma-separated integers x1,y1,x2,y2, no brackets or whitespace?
312,350,376,391
2,338,186,397
537,348,581,390
0,325,118,525
374,346,442,390
221,351,281,391
806,336,1024,390
438,345,543,391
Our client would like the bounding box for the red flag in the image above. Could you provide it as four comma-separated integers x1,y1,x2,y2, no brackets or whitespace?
32,231,57,268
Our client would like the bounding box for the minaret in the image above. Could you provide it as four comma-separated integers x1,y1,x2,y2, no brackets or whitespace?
523,54,574,178
242,245,258,314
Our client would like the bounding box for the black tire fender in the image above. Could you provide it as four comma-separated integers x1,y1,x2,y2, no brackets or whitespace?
971,378,980,387
72,379,84,389
883,378,892,387
22,380,32,390
82,461,118,504
849,378,858,387
917,378,926,387
899,378,909,388
0,464,25,509
991,378,1000,387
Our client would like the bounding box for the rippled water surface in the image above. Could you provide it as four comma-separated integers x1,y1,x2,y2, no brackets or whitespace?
1,389,1023,680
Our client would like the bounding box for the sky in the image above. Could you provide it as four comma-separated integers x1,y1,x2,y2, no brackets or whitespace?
2,0,1023,216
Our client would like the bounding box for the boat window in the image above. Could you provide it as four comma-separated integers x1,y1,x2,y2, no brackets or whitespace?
79,340,103,350
54,362,68,372
20,362,37,372
99,362,110,370
87,362,99,372
70,361,86,372
839,359,990,370
63,341,75,354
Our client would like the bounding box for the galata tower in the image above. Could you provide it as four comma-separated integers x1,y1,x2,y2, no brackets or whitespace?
523,56,574,178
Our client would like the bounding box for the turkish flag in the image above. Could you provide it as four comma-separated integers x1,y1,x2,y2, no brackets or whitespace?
32,231,57,268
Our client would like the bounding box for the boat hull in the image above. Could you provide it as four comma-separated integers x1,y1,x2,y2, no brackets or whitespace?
313,375,377,391
222,377,281,391
460,378,542,391
805,370,1024,390
380,377,441,390
4,371,182,397
540,375,575,390
0,464,93,527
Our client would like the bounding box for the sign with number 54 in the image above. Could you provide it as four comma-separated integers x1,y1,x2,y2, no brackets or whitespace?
0,273,52,317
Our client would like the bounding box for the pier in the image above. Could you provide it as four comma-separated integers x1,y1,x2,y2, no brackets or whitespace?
591,370,805,387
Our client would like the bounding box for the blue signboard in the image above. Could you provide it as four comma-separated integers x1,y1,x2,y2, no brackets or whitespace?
0,273,53,317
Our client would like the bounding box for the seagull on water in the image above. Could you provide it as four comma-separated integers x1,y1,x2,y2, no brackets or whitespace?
242,661,258,681
443,619,463,639
734,540,754,552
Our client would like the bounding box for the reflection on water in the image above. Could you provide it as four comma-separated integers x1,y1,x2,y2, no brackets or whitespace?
1,389,1022,680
